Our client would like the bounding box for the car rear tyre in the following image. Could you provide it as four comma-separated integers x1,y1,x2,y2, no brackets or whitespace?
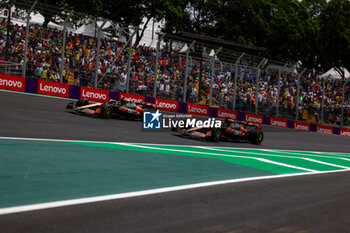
210,129,222,142
101,104,112,119
250,131,264,145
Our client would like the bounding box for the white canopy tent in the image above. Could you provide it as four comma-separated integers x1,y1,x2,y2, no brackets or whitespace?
319,67,350,80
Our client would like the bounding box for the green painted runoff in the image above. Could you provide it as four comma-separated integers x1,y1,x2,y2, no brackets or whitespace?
0,139,274,208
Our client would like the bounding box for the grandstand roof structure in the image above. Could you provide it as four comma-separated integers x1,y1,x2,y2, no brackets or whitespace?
166,32,266,54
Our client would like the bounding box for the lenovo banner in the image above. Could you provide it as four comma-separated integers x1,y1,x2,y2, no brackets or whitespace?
270,117,288,128
80,87,109,102
316,125,334,135
245,113,263,124
155,98,178,112
340,128,350,137
37,80,69,98
120,93,145,103
294,121,310,131
217,109,237,120
187,104,209,117
0,74,25,92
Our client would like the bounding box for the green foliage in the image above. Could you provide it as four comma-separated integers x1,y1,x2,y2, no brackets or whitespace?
318,0,350,77
264,0,316,62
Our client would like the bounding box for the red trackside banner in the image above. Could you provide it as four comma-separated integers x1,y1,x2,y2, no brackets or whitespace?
270,117,288,128
80,87,109,102
0,74,25,92
245,113,263,124
120,93,145,103
316,125,334,135
187,104,209,117
155,98,178,112
340,128,350,137
217,109,237,120
37,80,69,98
294,121,310,131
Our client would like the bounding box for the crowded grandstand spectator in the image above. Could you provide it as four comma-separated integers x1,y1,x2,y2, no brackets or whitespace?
0,20,349,126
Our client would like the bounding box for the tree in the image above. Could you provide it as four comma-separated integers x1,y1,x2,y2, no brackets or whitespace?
198,0,269,46
264,0,318,63
318,0,350,79
298,0,327,69
36,0,100,28
185,0,217,35
161,0,192,34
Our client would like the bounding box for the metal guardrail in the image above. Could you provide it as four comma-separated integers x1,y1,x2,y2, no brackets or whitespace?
0,61,22,76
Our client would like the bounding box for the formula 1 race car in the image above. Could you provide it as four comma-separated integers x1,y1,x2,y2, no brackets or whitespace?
173,119,264,145
66,97,158,120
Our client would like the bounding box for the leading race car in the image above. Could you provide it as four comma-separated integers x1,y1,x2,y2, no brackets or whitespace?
66,97,158,120
173,118,264,145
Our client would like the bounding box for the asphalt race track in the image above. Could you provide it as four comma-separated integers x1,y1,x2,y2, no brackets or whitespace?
1,90,350,233
0,90,349,152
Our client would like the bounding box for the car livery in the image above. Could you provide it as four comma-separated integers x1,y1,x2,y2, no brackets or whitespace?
173,118,264,145
66,98,158,120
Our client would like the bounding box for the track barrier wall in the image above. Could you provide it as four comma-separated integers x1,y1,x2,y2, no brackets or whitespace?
0,74,348,138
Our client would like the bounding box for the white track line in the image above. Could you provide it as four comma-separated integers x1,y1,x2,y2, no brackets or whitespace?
119,143,317,172
1,136,350,215
260,149,350,158
0,136,345,170
0,135,348,155
194,146,350,169
1,169,350,216
260,149,350,159
0,136,332,172
223,148,350,160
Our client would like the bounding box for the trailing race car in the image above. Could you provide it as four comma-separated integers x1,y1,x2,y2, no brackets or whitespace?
66,97,158,120
173,118,264,145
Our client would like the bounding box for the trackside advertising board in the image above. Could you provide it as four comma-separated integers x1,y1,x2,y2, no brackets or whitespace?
80,86,109,102
270,117,288,128
245,113,263,124
120,93,145,103
294,121,310,131
155,98,178,112
2,75,350,138
340,128,350,137
187,104,209,117
37,80,69,98
217,109,237,120
0,74,25,92
316,124,334,135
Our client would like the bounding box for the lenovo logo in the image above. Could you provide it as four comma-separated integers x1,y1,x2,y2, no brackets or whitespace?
294,124,309,131
0,75,25,92
0,78,23,88
39,83,67,94
155,99,178,112
128,98,143,103
82,89,107,100
188,106,208,115
271,119,287,128
317,127,333,135
246,115,263,124
158,102,177,109
217,110,237,120
120,94,145,103
340,130,350,137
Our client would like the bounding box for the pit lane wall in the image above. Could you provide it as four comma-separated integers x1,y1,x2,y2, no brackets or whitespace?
1,74,349,138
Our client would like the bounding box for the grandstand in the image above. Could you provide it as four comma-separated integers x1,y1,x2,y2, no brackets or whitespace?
0,3,349,128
